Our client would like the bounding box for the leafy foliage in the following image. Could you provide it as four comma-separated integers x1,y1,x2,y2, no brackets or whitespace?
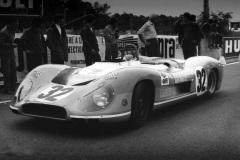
41,0,183,34
198,11,233,35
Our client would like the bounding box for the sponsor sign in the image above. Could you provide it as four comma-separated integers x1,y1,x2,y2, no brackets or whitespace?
66,35,105,67
29,70,41,79
121,98,128,107
0,0,41,16
223,37,240,58
117,35,180,59
175,78,188,84
66,35,85,68
104,73,118,80
160,73,169,86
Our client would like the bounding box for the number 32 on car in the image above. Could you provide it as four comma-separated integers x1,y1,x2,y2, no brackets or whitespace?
195,66,207,96
37,85,74,102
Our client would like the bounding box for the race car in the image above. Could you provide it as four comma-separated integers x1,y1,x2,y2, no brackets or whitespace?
10,55,223,128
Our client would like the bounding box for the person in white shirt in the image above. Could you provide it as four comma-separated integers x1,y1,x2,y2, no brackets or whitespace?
137,14,161,57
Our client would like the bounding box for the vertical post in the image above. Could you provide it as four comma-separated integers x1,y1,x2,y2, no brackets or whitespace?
63,8,66,23
130,14,133,34
83,8,86,26
203,0,209,22
41,0,43,17
61,0,67,23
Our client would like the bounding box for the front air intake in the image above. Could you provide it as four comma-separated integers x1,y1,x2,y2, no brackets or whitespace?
21,103,67,120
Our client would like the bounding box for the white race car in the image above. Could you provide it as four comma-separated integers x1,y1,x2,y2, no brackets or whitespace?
10,55,223,128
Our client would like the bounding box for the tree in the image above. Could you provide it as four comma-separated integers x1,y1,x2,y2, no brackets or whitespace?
211,11,232,34
42,0,111,30
198,11,233,35
93,2,111,29
93,2,110,15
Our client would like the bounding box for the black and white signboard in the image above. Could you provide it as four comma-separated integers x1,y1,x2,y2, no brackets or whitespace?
0,0,42,16
223,37,240,58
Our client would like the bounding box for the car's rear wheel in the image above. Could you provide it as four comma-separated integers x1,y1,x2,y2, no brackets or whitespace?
206,69,217,97
130,82,152,128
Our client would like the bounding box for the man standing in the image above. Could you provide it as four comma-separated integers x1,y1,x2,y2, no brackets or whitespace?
174,14,185,46
181,12,202,59
201,17,214,49
0,19,18,94
80,14,101,66
137,14,161,57
46,14,68,64
20,17,47,72
190,14,203,55
103,16,119,60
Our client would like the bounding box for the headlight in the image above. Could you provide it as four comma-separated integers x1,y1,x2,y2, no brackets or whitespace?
93,85,114,108
17,79,33,102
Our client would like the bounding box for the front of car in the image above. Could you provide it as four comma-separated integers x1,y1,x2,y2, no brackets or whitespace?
10,62,136,123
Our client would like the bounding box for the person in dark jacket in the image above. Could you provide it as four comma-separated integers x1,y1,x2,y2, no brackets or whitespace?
190,14,203,55
80,14,101,66
0,18,18,94
20,17,47,72
46,14,68,64
201,18,214,49
181,12,202,59
174,14,185,46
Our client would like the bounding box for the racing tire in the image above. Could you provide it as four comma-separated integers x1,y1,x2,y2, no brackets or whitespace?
205,69,217,97
130,82,152,128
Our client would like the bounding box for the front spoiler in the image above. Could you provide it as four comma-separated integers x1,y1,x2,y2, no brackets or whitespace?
9,105,131,123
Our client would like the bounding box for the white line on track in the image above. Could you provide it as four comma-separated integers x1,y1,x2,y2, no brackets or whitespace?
223,62,239,66
0,100,11,104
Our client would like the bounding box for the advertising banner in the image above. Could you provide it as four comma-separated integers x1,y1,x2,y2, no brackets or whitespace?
0,0,41,16
223,37,240,58
65,35,85,68
65,35,106,67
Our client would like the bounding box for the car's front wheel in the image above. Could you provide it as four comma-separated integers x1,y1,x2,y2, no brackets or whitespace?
130,82,152,128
